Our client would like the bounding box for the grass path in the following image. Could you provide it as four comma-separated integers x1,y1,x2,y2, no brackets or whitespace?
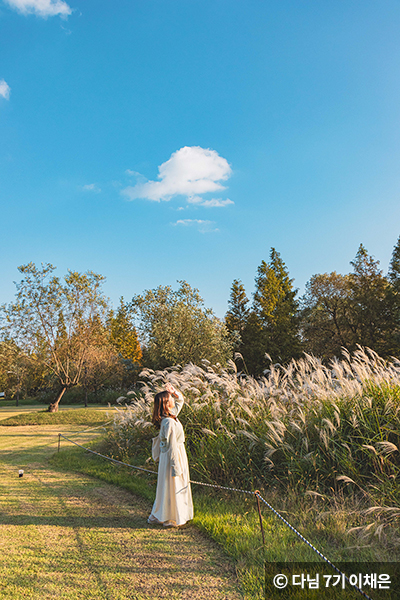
0,424,243,600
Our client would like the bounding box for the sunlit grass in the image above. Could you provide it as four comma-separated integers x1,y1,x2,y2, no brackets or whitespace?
0,425,243,600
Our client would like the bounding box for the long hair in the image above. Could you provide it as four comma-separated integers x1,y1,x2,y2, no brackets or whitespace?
152,390,176,429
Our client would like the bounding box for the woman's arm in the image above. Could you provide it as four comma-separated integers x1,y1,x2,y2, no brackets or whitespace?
165,383,184,416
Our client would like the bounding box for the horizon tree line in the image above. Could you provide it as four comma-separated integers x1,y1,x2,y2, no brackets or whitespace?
1,235,399,408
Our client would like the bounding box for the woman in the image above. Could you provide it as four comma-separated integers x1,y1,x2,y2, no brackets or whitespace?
148,382,193,527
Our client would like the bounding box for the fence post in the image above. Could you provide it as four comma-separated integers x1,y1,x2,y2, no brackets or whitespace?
58,433,61,453
254,491,265,546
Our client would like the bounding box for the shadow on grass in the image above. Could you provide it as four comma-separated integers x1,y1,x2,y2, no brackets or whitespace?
0,514,150,528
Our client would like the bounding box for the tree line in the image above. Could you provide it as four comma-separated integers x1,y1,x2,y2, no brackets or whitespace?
1,236,399,409
226,237,400,375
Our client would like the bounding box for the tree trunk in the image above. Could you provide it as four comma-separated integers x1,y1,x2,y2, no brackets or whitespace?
48,387,67,413
84,365,88,407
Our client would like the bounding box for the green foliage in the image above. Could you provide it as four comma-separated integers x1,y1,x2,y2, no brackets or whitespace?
108,298,142,364
348,244,391,354
107,298,142,389
387,235,400,353
131,280,232,369
0,339,32,403
301,244,398,360
252,248,302,367
301,271,353,360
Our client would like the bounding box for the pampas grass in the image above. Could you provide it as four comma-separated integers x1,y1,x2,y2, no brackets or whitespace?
108,346,400,546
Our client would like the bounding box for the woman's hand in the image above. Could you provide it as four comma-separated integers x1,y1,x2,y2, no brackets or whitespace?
165,382,178,397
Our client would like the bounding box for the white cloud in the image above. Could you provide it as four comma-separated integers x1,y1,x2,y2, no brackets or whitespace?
173,218,219,233
82,183,101,193
122,146,232,206
0,80,10,100
5,0,72,18
188,197,234,208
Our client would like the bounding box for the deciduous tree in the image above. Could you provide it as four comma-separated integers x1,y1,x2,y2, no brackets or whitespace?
1,263,110,412
300,272,353,360
301,244,395,360
108,298,142,387
131,281,232,369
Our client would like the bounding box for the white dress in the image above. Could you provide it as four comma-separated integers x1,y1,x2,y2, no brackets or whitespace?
149,391,194,526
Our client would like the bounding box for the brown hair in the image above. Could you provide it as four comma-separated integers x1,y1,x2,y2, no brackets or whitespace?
152,390,177,429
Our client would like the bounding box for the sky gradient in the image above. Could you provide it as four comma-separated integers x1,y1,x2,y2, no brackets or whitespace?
1,0,400,318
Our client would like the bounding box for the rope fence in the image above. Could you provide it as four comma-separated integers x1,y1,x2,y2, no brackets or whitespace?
58,432,375,600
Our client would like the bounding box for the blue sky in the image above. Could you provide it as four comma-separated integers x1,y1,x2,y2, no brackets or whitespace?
1,0,400,318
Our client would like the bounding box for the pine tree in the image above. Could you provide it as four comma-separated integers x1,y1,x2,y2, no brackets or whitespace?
109,298,142,363
349,244,390,354
249,248,302,374
386,235,400,356
388,235,400,292
225,279,249,349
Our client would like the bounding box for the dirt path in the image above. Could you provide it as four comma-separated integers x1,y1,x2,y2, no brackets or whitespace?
0,425,243,600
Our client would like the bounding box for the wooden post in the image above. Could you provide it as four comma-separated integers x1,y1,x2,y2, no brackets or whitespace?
254,490,265,546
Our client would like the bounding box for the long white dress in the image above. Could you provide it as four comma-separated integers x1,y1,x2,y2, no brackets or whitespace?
149,391,194,526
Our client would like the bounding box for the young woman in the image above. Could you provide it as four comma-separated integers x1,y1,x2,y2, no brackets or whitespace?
148,382,193,527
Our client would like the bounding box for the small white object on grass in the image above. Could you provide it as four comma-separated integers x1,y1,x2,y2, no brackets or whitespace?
19,470,24,478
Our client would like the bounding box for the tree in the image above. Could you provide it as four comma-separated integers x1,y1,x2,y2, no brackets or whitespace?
108,298,142,387
82,343,124,404
225,279,250,352
1,263,111,412
388,235,400,292
225,249,302,376
131,280,232,369
300,244,395,360
251,248,302,372
348,244,391,355
108,298,142,363
387,235,400,354
0,340,30,405
300,272,354,360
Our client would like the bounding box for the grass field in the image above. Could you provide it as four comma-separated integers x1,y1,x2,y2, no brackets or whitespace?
2,404,399,599
0,407,242,600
